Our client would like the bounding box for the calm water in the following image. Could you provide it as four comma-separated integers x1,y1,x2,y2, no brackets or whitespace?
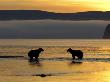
0,39,110,82
0,39,110,60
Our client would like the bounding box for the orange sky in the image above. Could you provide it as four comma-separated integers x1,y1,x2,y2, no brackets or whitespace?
0,0,110,13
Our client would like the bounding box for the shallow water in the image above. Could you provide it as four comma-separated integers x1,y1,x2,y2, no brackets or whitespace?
0,60,110,82
0,39,110,82
0,39,110,57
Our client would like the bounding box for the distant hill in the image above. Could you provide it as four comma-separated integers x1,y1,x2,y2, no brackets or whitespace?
0,10,110,20
103,24,110,39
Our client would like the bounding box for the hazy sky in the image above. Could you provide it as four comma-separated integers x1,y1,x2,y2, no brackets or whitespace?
0,0,110,12
0,0,109,39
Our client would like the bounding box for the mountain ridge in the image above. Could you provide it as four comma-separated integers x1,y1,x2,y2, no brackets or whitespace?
0,10,110,20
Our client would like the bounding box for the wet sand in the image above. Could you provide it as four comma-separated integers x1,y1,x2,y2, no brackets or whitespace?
0,59,110,82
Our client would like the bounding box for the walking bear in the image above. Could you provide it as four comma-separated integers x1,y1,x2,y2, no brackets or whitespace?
28,48,44,62
67,48,83,60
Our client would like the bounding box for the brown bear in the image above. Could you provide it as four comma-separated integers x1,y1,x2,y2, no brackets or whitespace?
28,48,44,62
67,48,83,60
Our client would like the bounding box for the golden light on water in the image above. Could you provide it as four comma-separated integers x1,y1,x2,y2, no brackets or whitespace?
93,71,110,82
0,0,110,12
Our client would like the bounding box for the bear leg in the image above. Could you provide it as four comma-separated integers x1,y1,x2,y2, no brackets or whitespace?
29,56,33,62
72,55,75,60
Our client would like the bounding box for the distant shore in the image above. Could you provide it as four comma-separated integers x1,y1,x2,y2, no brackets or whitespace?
0,10,110,20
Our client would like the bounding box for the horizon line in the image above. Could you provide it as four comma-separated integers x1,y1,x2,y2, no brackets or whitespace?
0,10,110,13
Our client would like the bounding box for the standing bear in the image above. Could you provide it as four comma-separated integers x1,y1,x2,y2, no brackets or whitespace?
28,48,44,62
67,48,83,60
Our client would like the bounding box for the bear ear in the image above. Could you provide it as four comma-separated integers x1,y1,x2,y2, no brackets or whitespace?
38,48,44,51
69,48,72,50
67,48,72,52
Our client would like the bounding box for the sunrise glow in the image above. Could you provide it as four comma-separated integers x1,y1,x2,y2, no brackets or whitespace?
0,0,110,13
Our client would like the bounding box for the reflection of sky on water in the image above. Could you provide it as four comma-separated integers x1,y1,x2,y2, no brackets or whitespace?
0,60,110,82
0,39,110,58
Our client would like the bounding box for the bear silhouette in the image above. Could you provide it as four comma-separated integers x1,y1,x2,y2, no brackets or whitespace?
67,48,83,60
28,48,44,62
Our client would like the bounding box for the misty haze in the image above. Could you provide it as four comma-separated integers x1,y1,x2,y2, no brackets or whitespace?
0,20,109,39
